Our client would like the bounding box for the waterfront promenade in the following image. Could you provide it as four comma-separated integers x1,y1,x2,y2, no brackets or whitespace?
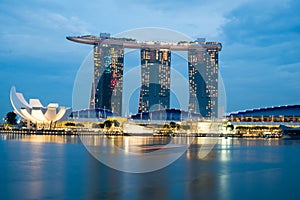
0,128,282,138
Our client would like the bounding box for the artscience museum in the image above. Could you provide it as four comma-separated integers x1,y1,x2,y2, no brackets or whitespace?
10,87,71,129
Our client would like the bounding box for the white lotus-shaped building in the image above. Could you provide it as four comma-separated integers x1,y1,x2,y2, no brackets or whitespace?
10,87,71,127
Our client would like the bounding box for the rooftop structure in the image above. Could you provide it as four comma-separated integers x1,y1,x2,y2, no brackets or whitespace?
228,105,300,123
229,105,300,117
66,35,221,51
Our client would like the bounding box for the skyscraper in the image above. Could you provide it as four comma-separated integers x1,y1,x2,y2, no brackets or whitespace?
90,43,124,116
188,43,220,118
67,34,221,118
138,48,171,113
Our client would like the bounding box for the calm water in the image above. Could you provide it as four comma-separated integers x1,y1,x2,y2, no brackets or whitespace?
1,133,300,200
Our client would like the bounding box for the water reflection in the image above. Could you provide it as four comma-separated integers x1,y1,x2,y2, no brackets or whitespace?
1,133,81,144
2,134,300,199
80,134,194,173
0,133,72,199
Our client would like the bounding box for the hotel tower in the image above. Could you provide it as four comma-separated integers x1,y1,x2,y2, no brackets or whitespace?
67,34,221,118
90,42,124,116
138,48,171,113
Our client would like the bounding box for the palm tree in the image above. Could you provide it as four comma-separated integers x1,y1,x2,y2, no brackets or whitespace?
5,112,17,125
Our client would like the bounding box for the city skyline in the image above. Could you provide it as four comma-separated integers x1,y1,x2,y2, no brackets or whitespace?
2,1,300,198
1,0,299,119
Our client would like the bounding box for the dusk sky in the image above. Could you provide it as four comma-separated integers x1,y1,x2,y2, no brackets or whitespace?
1,0,300,119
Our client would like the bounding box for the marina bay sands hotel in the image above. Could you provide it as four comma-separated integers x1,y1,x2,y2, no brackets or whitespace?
67,33,221,118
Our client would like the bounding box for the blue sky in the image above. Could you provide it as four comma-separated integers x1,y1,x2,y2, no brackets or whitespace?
1,0,300,118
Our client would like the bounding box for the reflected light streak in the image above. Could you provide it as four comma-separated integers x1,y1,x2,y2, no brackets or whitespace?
220,137,232,162
0,134,79,144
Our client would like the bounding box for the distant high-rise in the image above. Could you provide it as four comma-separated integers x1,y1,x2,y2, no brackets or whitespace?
138,49,171,113
67,34,221,118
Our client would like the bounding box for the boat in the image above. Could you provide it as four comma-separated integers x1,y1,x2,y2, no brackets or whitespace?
123,123,154,136
280,125,300,139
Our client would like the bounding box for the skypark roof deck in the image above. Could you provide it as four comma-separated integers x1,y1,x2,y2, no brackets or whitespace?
66,34,222,51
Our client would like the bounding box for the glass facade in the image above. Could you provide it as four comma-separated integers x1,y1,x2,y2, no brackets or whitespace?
71,108,114,119
188,48,219,118
90,44,124,116
138,48,171,113
131,109,201,121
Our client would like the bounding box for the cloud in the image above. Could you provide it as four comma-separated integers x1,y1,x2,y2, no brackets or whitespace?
221,0,300,68
222,0,299,45
220,0,300,111
110,0,248,39
34,12,91,35
1,0,299,117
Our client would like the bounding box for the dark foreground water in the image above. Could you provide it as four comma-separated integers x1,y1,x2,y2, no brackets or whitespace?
1,134,300,200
